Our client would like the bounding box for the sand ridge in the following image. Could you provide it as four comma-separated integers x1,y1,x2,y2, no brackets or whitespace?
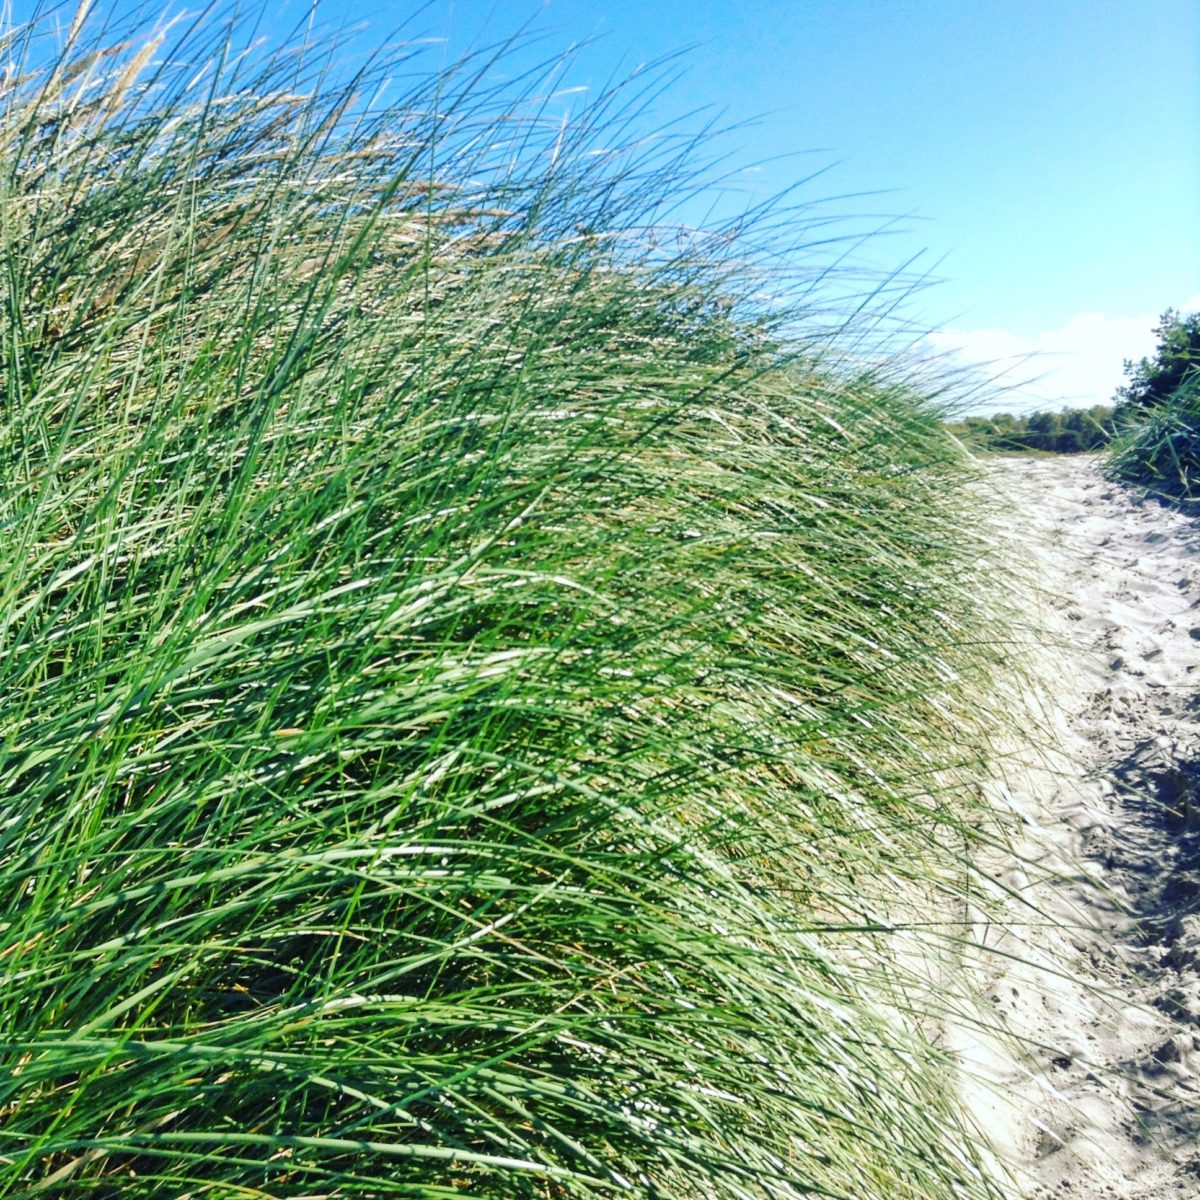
960,453,1200,1200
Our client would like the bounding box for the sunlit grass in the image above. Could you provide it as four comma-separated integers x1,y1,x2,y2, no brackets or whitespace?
0,5,1014,1197
1108,380,1200,498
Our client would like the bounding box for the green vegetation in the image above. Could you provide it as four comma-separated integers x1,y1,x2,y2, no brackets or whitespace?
1115,309,1200,412
947,405,1114,454
0,7,1016,1198
1109,309,1200,496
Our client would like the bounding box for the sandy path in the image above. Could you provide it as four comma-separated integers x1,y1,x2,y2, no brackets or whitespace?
959,454,1200,1200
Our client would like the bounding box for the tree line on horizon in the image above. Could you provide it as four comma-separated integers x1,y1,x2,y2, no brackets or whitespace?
946,404,1115,454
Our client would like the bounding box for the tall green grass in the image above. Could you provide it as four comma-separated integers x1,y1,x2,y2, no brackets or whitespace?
0,5,1014,1197
1108,378,1200,498
1105,309,1200,497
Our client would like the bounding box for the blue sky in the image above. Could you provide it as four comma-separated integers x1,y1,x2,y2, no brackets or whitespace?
11,0,1199,411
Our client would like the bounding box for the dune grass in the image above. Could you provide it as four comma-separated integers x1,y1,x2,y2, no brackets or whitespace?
1105,310,1200,498
1108,379,1200,499
0,5,1016,1197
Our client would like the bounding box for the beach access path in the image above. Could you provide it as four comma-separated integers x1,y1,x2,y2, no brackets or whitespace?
959,453,1200,1200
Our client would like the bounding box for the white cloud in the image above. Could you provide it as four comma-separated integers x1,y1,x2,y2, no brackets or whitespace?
925,293,1200,416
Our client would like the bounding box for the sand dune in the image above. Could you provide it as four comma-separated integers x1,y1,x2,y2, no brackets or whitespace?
960,454,1200,1199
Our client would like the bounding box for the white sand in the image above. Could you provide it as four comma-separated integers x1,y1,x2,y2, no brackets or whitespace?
957,454,1200,1199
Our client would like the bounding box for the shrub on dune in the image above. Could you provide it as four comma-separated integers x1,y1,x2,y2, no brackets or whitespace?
0,5,1010,1197
1108,309,1200,497
1109,377,1200,499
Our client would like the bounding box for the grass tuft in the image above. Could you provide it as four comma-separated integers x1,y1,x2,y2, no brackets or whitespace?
1108,378,1200,499
0,5,1013,1197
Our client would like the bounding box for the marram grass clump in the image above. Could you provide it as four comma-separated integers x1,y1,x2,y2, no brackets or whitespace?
1105,309,1200,497
1,6,1011,1198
